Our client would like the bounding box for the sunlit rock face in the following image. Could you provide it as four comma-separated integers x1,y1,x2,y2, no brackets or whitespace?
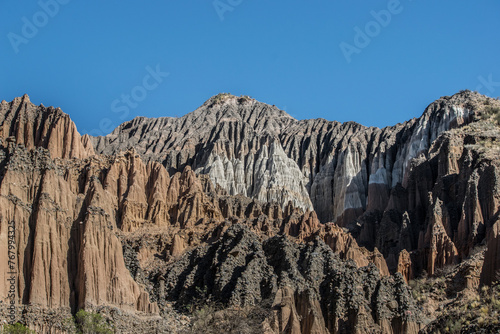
92,92,474,226
91,90,500,282
195,140,313,211
2,90,500,333
0,94,94,160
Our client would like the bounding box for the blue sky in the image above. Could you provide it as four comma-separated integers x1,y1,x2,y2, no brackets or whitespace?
1,1,499,135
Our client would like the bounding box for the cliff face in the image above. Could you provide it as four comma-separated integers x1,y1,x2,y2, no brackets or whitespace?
91,93,473,226
92,91,500,280
363,113,500,279
481,219,500,285
0,146,159,320
0,91,499,332
0,96,392,332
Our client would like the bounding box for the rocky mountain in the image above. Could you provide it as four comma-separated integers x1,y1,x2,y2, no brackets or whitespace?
92,92,473,224
92,91,500,277
0,91,499,333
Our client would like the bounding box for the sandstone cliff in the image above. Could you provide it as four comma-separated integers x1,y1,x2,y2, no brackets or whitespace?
0,91,499,333
0,95,94,159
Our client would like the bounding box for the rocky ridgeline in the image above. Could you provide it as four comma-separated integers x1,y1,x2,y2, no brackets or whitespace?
0,91,499,333
0,97,388,332
91,92,475,225
91,91,500,281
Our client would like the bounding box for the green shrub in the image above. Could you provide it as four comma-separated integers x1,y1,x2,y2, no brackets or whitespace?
495,113,500,124
212,93,232,104
65,310,113,334
183,303,271,334
481,105,500,125
484,105,500,116
1,323,34,334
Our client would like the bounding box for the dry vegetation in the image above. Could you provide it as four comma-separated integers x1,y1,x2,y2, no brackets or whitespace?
422,284,500,333
481,98,500,124
180,302,272,334
212,92,233,104
211,93,252,105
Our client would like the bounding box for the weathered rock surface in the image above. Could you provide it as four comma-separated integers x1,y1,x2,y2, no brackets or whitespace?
91,91,500,282
91,92,475,226
481,219,500,285
159,224,422,334
0,104,390,332
1,91,499,333
0,146,159,332
0,95,94,159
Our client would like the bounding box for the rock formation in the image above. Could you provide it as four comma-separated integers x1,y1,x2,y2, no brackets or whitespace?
91,92,475,226
0,90,499,333
0,95,94,159
92,91,500,280
481,219,500,285
158,224,422,334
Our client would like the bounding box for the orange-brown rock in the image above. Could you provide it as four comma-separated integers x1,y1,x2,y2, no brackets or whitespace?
270,287,328,334
0,147,158,316
0,94,94,159
315,223,390,276
397,249,413,283
422,197,458,275
270,287,303,334
481,220,500,285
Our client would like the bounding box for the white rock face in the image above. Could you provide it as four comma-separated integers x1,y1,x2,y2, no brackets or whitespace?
196,141,313,211
310,147,367,223
391,105,471,187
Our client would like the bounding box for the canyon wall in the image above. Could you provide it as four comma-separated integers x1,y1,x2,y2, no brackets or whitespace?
0,91,499,332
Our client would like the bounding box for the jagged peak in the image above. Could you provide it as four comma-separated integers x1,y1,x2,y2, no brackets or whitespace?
414,91,500,130
10,93,31,104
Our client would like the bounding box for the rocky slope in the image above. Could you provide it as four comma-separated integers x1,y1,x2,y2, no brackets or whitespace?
159,224,421,334
0,95,393,332
0,91,499,333
92,91,500,281
91,92,473,226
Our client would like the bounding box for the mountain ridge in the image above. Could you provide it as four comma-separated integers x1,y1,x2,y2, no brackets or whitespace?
1,90,500,333
90,91,480,221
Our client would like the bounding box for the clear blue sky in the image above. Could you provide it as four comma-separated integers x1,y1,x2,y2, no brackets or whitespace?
1,1,500,135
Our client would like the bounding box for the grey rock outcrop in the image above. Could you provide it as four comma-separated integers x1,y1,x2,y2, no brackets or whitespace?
91,92,474,226
90,91,500,281
158,224,422,334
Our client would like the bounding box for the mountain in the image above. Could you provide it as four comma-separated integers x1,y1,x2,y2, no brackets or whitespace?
92,93,475,224
0,91,499,333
